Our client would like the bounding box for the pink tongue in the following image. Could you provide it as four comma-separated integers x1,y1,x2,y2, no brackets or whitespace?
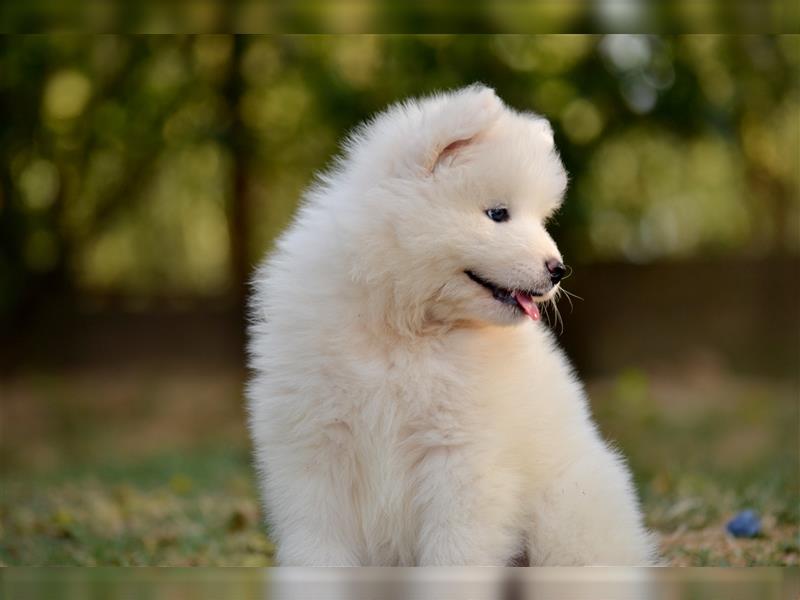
513,291,540,321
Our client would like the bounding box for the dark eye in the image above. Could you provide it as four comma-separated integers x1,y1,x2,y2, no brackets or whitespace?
485,207,509,223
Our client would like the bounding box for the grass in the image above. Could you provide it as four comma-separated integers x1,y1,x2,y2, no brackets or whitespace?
1,364,798,566
1,446,274,566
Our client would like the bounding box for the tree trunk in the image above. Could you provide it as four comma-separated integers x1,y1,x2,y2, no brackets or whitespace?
224,35,250,361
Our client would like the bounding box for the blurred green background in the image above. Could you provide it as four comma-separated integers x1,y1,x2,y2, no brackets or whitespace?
1,34,798,566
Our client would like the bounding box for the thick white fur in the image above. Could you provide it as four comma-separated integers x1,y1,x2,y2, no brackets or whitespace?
247,85,657,566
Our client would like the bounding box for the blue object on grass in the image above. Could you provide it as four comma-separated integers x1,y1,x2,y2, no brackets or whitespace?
726,510,761,538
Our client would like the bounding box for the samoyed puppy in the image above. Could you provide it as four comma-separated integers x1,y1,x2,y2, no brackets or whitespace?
247,84,657,566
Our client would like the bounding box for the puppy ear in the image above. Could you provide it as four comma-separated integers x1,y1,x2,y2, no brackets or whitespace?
424,84,504,173
527,114,555,148
433,137,474,171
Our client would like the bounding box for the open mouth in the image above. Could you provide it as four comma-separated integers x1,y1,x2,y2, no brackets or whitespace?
465,270,547,321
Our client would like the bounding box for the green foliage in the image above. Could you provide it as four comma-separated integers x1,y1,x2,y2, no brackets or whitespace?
1,35,798,320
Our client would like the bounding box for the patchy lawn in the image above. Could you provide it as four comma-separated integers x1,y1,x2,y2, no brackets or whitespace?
1,364,797,566
1,447,274,566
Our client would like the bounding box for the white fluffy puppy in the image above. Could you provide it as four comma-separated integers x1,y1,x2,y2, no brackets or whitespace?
247,84,657,566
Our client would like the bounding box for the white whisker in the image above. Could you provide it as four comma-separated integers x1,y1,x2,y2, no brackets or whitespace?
558,286,582,313
550,294,564,335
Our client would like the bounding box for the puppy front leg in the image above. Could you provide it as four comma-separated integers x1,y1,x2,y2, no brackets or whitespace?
526,447,658,566
414,447,519,566
277,525,363,566
270,485,364,566
259,444,365,566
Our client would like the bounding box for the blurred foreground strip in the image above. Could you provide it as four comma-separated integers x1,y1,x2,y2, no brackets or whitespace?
1,567,797,600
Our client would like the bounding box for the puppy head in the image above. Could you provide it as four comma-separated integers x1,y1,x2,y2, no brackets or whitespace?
345,85,568,331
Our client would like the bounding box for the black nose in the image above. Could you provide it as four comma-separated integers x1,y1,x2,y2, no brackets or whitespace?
546,259,566,284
